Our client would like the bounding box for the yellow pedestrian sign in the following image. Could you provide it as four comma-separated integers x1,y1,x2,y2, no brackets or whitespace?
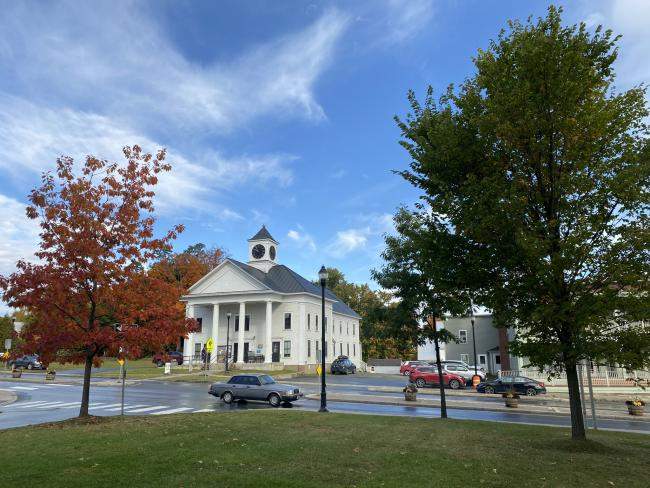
205,338,214,353
117,358,125,366
316,364,322,376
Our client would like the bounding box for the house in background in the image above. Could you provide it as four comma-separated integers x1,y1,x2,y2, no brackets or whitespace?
416,318,446,362
180,226,362,371
366,358,402,374
417,315,521,374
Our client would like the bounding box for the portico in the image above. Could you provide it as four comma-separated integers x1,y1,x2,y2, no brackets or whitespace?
180,226,362,370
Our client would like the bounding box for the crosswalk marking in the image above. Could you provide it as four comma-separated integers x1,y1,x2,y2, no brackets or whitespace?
11,400,51,408
9,386,38,391
103,404,148,412
127,405,170,413
34,402,75,409
193,409,215,413
152,407,193,415
90,403,122,409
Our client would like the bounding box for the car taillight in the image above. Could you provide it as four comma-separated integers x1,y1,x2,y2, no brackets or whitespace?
539,382,544,387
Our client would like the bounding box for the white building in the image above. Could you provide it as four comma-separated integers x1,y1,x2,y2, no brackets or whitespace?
181,226,362,370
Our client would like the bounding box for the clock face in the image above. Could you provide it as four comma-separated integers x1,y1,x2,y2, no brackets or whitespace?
269,245,276,260
252,244,265,259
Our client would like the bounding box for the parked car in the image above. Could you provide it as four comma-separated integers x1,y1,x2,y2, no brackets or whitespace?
209,374,303,407
409,367,465,389
152,351,184,367
443,363,486,382
442,360,486,373
477,376,547,396
9,355,45,370
400,360,432,376
331,356,356,374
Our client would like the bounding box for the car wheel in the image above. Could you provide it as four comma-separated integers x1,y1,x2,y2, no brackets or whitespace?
415,378,425,388
268,393,281,407
27,364,33,370
526,388,537,396
484,386,495,394
449,379,461,390
156,360,164,367
222,391,234,404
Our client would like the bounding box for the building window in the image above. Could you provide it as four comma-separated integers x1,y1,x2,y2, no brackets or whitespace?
339,321,342,334
194,342,202,358
460,353,469,364
346,323,349,335
195,317,203,333
324,316,327,332
458,330,467,343
283,340,291,357
347,343,350,356
234,315,250,332
316,340,320,358
495,355,501,365
352,323,355,336
284,313,292,330
339,342,343,356
478,354,486,365
307,314,311,330
307,340,311,357
353,344,356,357
332,341,335,357
315,315,319,331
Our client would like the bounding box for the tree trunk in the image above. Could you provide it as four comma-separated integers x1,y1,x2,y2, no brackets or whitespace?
433,334,448,419
565,361,586,440
79,354,94,417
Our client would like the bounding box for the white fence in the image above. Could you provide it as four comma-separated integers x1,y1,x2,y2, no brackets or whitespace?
500,366,650,387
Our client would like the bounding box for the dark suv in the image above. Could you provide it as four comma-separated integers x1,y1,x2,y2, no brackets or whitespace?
331,356,356,375
9,355,45,370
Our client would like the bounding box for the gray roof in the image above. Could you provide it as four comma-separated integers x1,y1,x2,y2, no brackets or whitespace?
248,225,277,243
229,258,361,319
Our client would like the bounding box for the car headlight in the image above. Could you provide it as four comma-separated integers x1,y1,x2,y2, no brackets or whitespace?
286,389,295,395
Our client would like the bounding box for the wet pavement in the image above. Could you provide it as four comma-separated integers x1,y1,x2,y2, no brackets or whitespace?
1,375,648,434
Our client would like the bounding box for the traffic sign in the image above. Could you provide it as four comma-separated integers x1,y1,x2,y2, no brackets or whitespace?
4,338,11,350
316,364,322,376
117,358,125,366
205,338,214,353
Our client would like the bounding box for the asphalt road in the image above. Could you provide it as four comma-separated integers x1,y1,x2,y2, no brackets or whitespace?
1,376,648,434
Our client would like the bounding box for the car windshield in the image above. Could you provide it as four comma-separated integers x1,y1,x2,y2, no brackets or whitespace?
259,375,275,385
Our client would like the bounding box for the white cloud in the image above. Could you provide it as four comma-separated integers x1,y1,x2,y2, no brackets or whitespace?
287,229,317,252
580,0,650,87
326,228,370,258
0,2,349,132
384,0,435,44
0,95,293,215
0,194,40,278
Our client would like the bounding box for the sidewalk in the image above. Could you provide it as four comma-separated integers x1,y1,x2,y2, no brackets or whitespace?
305,392,649,422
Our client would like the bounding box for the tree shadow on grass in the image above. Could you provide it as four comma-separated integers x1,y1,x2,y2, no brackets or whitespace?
541,437,620,455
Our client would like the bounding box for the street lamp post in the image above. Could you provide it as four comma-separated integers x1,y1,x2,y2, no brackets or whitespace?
318,265,328,413
469,298,479,388
225,313,231,372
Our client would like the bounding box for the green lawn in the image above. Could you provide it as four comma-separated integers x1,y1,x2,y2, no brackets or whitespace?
0,411,647,487
160,368,301,383
46,358,168,379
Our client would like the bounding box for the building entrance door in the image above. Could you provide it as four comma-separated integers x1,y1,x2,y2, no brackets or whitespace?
243,343,250,363
233,343,239,363
272,342,280,362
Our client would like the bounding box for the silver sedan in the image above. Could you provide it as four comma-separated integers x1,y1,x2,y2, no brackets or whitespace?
209,374,303,407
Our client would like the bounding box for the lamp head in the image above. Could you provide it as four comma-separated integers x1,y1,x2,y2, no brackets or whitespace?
318,265,328,287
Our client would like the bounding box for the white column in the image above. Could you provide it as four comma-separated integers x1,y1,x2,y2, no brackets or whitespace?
298,303,306,364
237,301,245,363
185,304,195,370
211,303,219,364
265,301,273,363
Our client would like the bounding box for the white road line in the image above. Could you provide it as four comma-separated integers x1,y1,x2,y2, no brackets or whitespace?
9,386,38,391
58,403,83,409
151,407,193,415
89,403,123,410
35,402,79,409
41,383,74,387
88,403,107,407
16,401,66,409
193,409,215,413
103,404,149,412
127,405,170,413
9,400,51,408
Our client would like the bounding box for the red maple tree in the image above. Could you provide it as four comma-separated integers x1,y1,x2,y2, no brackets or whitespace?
0,146,195,417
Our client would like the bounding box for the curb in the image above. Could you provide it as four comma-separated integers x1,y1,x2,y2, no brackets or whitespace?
305,394,649,423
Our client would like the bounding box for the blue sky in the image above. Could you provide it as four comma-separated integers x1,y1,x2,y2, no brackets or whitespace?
0,0,647,297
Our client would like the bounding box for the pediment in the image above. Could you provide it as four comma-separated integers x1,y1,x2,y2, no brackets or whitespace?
189,261,267,295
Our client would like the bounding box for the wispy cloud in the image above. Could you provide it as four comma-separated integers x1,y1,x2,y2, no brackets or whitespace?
326,228,370,257
383,0,435,44
325,212,394,259
0,194,40,278
287,228,317,252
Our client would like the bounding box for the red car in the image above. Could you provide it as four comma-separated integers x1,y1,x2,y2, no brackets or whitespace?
152,351,184,367
400,361,431,376
409,366,465,389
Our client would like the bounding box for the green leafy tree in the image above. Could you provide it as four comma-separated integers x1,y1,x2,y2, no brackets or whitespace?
373,210,464,419
395,7,649,439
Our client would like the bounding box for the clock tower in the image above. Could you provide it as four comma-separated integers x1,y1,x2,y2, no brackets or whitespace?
247,225,279,272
